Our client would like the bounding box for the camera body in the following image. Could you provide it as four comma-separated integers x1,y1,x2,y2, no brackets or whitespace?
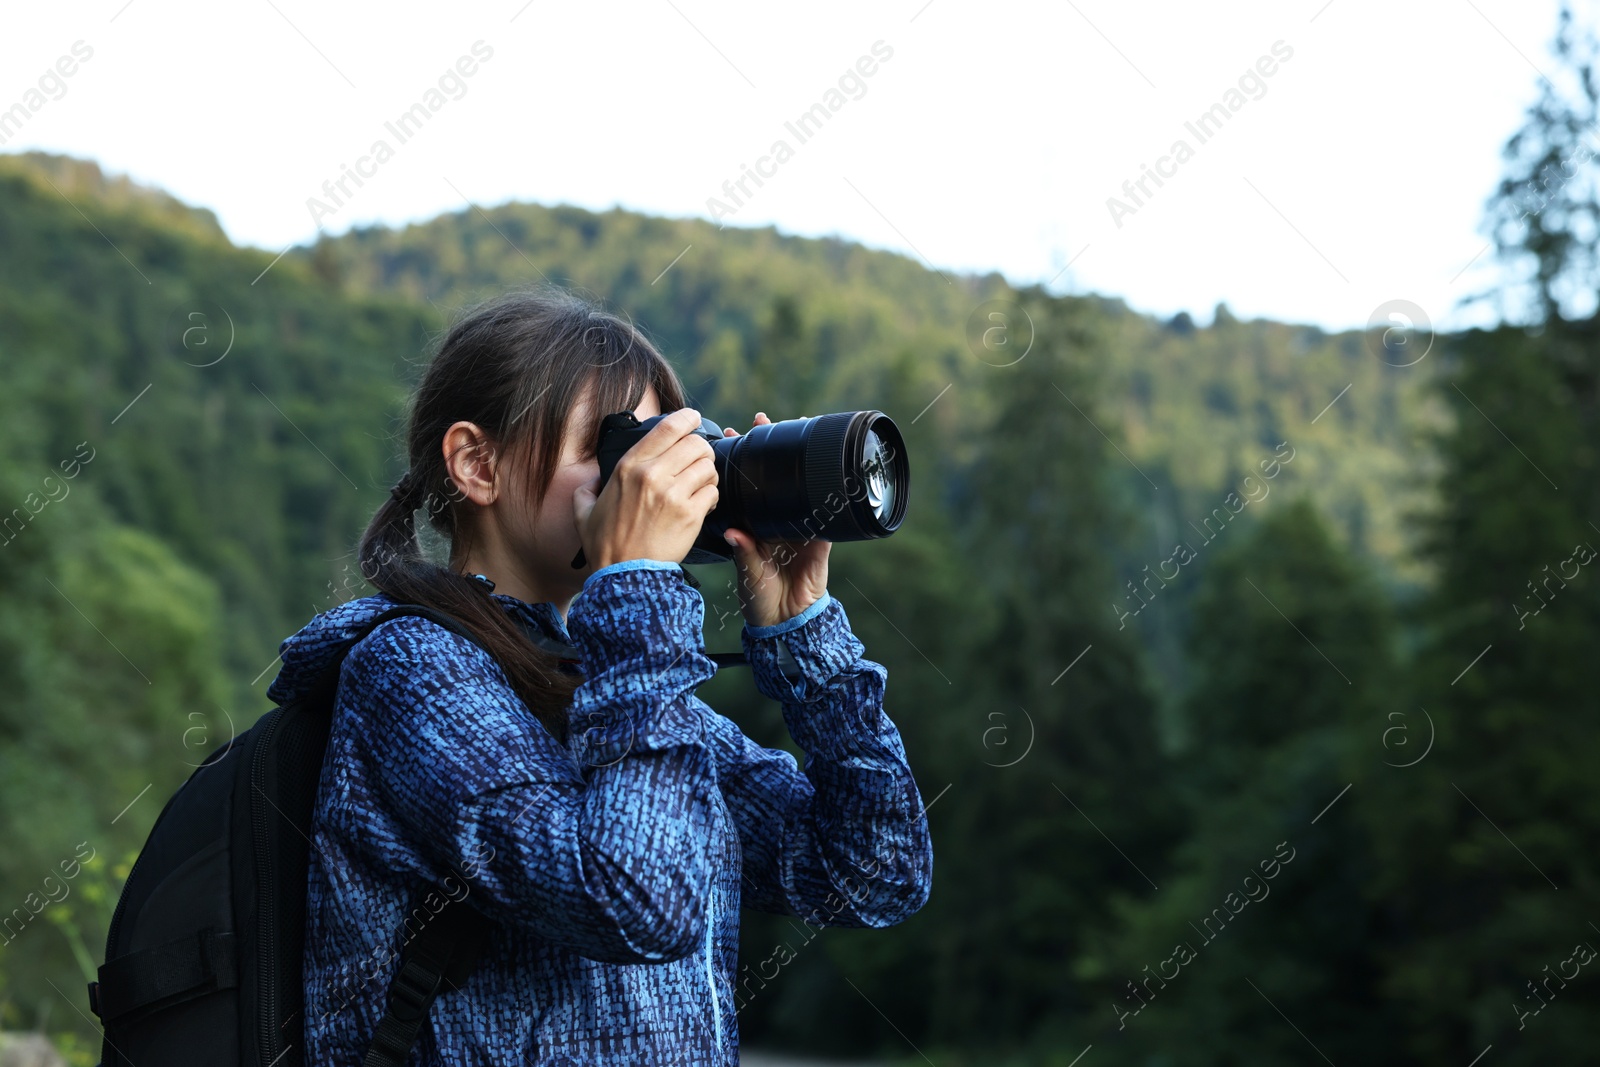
594,410,736,565
570,408,909,569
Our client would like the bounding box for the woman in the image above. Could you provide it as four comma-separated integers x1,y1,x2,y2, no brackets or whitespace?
266,287,934,1065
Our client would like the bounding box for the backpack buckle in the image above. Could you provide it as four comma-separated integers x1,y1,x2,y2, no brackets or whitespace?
386,958,445,1023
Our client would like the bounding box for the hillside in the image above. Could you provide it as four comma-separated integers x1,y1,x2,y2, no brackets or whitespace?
301,195,1446,575
300,192,1447,709
0,149,1450,1061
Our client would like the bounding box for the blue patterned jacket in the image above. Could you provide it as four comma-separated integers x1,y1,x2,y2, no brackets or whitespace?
266,559,934,1065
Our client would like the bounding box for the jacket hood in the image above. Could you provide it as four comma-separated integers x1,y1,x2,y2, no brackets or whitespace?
266,591,573,707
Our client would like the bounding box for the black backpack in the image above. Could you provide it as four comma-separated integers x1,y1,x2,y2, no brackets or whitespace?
86,604,500,1067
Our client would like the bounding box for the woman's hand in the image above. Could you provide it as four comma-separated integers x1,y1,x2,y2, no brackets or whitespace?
721,412,832,630
574,407,719,571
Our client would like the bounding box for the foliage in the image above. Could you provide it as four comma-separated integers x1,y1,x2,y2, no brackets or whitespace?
0,31,1594,1051
1096,500,1403,1065
1470,2,1600,326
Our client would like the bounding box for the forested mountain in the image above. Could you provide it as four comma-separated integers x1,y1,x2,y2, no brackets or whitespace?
303,186,1441,587
10,144,1592,1067
299,176,1444,730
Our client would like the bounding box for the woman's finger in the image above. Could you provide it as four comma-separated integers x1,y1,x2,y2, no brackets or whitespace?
726,528,767,569
679,450,717,492
627,406,703,467
688,478,720,515
725,529,759,591
572,480,598,530
659,431,717,479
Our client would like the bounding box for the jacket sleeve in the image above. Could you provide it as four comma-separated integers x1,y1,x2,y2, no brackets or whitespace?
715,589,933,928
339,560,721,965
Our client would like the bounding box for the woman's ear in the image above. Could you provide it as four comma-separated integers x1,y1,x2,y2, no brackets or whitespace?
443,421,501,506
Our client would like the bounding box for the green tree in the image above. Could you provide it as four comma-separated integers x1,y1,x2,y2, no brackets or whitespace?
1471,1,1600,327
902,289,1180,1059
1356,4,1600,1057
1357,318,1600,1064
1098,499,1402,1066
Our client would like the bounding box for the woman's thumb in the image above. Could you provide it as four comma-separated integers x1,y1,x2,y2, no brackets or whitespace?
573,481,597,529
725,529,770,583
723,527,748,566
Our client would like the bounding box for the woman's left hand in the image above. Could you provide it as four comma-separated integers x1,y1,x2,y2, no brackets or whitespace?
721,412,832,630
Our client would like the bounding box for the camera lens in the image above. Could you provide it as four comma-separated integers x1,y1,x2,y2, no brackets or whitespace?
861,425,896,525
577,407,912,569
710,410,909,547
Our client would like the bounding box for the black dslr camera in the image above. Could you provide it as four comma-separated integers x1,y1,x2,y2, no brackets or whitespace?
570,409,909,568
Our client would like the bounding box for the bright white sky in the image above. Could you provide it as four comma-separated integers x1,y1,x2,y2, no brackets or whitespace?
2,0,1591,333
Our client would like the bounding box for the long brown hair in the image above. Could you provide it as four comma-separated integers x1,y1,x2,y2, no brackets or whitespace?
357,286,689,744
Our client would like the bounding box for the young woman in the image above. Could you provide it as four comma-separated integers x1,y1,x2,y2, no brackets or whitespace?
266,287,934,1065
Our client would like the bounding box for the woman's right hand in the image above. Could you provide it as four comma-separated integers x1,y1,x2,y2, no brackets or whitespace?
573,407,720,572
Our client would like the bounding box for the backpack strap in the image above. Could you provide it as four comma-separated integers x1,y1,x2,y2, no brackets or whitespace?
347,603,478,660
345,599,764,1064
360,889,493,1067
335,603,499,1067
89,927,237,1026
292,602,483,711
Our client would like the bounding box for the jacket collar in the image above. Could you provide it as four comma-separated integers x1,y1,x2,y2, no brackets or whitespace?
490,592,582,665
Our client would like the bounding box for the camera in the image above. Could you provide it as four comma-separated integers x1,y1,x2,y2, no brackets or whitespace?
570,409,910,568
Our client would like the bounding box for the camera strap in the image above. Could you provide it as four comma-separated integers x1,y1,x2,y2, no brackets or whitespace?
514,613,759,673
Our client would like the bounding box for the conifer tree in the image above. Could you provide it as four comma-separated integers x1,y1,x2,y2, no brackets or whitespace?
1098,500,1401,1066
900,288,1181,1055
1361,5,1600,1059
